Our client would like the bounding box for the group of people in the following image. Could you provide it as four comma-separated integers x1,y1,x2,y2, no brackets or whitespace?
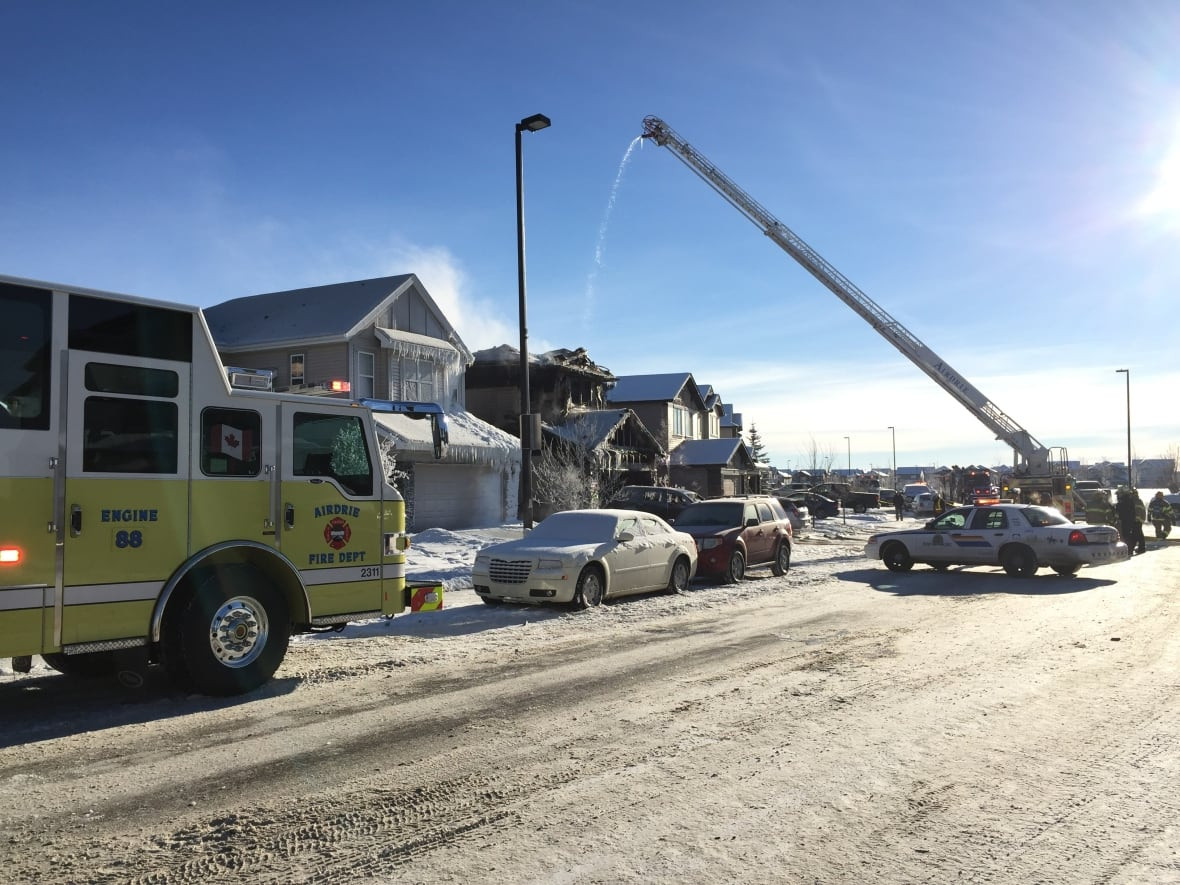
1116,488,1175,555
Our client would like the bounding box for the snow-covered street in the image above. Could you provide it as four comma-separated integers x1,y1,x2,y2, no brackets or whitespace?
3,512,1179,884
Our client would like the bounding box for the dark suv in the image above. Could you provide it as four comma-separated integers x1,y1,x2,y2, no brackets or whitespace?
607,485,701,522
673,496,793,583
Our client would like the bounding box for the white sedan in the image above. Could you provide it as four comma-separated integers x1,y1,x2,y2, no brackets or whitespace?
864,504,1128,577
471,509,698,609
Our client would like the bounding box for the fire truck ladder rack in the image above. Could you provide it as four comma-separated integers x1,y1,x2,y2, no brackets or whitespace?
640,115,1060,476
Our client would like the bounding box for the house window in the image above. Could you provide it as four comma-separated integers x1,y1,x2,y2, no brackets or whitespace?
672,404,693,438
357,351,375,398
403,358,434,401
289,353,305,389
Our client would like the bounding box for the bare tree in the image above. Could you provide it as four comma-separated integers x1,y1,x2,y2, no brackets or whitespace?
799,435,835,482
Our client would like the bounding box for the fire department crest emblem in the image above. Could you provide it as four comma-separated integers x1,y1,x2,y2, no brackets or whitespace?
324,517,351,550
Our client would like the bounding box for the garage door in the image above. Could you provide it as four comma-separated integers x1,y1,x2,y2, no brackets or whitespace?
410,462,504,530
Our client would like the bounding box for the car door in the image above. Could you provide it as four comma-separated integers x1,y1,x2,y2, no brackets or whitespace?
916,508,971,564
608,514,651,596
742,502,775,565
636,515,679,590
965,507,1009,565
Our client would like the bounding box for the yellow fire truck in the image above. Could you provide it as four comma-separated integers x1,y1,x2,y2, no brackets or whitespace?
1,275,446,695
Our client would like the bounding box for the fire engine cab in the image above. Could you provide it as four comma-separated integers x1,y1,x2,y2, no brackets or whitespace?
0,275,446,695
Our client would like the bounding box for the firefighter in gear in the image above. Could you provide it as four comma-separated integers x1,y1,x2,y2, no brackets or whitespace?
1115,487,1147,555
1147,491,1174,540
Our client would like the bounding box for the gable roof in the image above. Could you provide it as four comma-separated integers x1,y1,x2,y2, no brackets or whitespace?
669,438,753,468
607,373,705,409
205,274,469,359
544,409,663,454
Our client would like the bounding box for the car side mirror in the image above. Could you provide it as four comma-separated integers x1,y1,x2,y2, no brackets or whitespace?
746,518,759,527
925,520,936,529
617,531,635,542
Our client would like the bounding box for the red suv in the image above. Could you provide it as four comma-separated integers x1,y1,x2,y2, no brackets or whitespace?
673,496,793,583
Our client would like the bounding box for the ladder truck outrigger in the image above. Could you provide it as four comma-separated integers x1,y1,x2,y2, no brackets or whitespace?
1,275,448,696
640,116,1076,517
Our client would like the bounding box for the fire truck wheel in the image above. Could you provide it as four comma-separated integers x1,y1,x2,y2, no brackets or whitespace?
171,565,291,696
41,651,118,678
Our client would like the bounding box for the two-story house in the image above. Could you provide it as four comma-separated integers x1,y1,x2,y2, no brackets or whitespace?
606,373,760,497
204,275,520,529
465,345,665,511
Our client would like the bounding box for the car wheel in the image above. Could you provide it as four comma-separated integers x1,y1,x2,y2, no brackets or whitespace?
771,541,791,576
1001,545,1038,578
724,549,746,584
666,556,691,594
854,503,867,514
882,542,913,572
573,565,605,609
1053,564,1081,577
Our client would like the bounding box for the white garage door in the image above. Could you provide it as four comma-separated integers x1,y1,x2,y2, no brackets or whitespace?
411,462,504,530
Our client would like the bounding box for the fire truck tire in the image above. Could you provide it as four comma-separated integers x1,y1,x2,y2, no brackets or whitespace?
169,565,291,696
41,651,118,678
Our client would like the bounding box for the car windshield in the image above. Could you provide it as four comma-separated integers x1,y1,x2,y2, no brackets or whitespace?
1020,506,1069,527
674,501,743,528
527,511,619,542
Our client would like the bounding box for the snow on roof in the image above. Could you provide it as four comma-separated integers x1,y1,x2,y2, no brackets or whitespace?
607,373,696,404
373,409,520,467
669,438,750,467
205,275,414,348
544,409,660,452
375,328,464,369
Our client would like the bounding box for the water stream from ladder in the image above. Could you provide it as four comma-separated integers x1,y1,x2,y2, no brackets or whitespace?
584,136,644,328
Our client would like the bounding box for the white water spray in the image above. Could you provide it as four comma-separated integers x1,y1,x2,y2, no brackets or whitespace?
584,135,644,329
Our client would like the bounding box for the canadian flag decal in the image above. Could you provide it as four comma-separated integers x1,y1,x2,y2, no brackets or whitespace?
210,424,252,461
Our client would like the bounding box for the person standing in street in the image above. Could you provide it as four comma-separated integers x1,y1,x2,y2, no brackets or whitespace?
1115,487,1147,555
894,492,905,521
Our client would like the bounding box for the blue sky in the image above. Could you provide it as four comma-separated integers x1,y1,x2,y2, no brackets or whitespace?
3,1,1178,474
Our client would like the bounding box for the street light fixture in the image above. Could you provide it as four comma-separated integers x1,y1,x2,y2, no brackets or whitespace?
1116,368,1131,488
888,426,896,491
515,112,551,530
843,436,851,525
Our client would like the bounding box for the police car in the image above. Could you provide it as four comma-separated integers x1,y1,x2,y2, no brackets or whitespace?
864,504,1128,577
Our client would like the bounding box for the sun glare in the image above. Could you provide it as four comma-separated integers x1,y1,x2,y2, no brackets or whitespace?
1136,117,1180,224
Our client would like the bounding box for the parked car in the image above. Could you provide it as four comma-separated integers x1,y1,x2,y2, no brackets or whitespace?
781,491,839,519
878,488,897,505
471,509,697,609
673,496,792,583
776,498,813,536
864,504,1128,577
607,485,702,522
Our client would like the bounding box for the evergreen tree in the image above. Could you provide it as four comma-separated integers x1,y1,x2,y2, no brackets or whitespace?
747,423,769,465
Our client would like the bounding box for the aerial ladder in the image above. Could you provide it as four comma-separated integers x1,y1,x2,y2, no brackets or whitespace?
640,116,1071,492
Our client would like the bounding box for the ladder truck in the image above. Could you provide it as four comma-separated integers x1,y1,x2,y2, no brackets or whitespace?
640,116,1076,517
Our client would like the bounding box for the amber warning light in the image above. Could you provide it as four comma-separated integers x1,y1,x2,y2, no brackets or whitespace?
330,380,351,392
0,547,21,565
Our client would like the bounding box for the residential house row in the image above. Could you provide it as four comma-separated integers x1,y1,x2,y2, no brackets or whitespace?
204,275,762,530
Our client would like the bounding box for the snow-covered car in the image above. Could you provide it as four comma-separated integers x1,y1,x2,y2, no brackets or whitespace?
471,509,697,609
864,504,1129,577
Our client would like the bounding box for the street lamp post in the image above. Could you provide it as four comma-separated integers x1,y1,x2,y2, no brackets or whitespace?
1116,368,1131,488
843,435,850,525
888,425,896,491
515,112,551,530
